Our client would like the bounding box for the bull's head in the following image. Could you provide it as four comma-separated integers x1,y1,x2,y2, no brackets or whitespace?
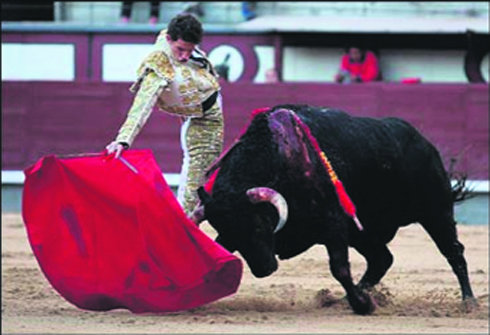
191,186,288,278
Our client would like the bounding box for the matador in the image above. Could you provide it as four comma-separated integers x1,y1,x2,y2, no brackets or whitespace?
106,13,223,215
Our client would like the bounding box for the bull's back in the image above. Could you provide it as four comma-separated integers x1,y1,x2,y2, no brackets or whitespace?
277,105,452,224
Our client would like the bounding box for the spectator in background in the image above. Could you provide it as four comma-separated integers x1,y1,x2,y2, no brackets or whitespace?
120,1,160,24
265,68,279,83
334,46,381,83
242,2,257,21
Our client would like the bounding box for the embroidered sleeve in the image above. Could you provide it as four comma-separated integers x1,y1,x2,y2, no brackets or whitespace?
115,71,167,146
130,51,175,93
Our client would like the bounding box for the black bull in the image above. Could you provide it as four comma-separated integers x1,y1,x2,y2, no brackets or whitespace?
191,104,477,315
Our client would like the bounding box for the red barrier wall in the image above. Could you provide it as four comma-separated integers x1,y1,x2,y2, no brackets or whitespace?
2,81,488,179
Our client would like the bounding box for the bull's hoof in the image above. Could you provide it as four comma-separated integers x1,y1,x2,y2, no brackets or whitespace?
360,284,394,308
349,290,376,315
462,297,479,313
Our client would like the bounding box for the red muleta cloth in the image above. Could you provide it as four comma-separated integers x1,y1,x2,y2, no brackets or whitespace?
22,149,242,313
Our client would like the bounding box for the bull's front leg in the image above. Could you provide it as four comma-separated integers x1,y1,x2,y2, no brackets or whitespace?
324,237,376,315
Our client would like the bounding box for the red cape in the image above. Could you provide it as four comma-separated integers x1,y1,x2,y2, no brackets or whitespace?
22,150,242,313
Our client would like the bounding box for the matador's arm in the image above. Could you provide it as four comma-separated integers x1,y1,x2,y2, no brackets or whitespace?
114,51,175,147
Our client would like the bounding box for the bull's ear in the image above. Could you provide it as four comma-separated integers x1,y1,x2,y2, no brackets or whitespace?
197,186,212,205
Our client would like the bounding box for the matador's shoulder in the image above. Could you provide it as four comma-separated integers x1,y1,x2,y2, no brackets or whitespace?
138,50,175,82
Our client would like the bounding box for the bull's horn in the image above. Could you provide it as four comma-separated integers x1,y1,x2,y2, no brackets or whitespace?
189,205,206,225
246,187,288,233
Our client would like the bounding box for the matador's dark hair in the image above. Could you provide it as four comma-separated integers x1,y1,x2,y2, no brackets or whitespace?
167,13,203,44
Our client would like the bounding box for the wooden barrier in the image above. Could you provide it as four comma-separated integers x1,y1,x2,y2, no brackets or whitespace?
2,81,488,180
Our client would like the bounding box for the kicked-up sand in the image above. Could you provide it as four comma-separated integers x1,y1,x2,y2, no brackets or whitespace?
2,213,488,334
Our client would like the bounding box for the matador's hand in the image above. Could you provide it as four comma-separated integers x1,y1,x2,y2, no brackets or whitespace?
105,141,126,158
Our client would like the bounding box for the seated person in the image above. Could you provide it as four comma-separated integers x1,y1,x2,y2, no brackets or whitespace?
265,68,279,83
334,46,381,83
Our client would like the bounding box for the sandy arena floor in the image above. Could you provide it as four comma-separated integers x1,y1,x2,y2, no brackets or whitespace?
2,213,488,334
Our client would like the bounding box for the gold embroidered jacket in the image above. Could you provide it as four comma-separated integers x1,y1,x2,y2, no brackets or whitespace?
115,30,220,146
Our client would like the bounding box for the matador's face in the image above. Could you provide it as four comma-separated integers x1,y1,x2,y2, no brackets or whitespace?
166,34,196,63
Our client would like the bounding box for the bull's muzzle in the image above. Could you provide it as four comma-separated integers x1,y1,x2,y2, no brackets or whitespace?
246,187,288,233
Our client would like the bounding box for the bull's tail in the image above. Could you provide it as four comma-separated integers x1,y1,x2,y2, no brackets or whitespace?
448,158,473,203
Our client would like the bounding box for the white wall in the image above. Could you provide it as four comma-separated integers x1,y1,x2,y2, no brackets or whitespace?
102,44,153,82
379,49,467,82
283,47,343,82
482,53,489,82
280,47,472,83
2,41,484,83
1,43,75,81
253,45,275,83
